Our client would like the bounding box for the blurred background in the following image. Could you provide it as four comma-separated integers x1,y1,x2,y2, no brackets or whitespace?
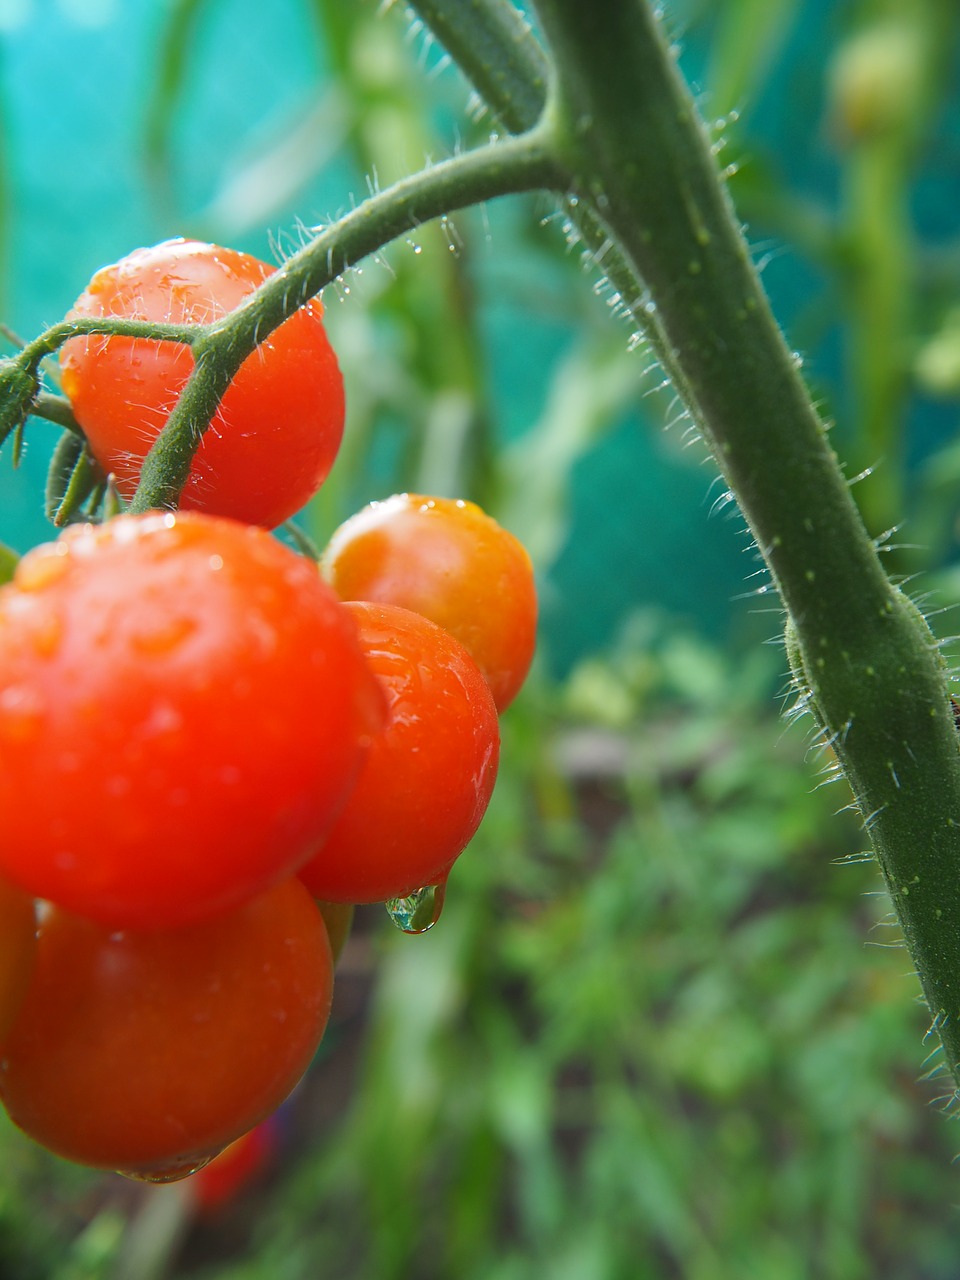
3,0,960,1276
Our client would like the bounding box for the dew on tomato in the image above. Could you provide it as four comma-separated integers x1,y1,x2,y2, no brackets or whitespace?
59,239,345,529
0,512,384,930
321,492,537,709
120,1155,216,1184
298,602,499,905
385,876,448,934
0,879,332,1174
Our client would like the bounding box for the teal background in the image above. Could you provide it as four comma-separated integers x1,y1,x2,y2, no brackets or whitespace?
2,0,959,676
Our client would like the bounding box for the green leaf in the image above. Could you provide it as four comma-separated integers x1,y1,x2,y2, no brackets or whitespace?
0,539,18,585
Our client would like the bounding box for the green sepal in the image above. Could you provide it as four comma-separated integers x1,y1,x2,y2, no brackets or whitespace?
0,358,39,451
0,540,18,586
45,430,102,527
281,519,322,563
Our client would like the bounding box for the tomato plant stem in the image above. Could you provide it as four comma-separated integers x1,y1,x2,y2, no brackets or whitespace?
407,0,550,136
128,125,561,514
528,0,960,1098
410,0,704,444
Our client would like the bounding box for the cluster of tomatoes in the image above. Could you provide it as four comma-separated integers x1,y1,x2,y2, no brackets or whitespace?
0,240,536,1182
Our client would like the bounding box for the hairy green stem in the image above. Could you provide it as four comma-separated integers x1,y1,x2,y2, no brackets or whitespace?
29,391,84,434
532,0,960,1091
18,317,203,371
407,0,550,135
410,0,706,436
129,125,560,513
0,319,202,455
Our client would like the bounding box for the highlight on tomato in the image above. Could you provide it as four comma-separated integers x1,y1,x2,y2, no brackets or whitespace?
298,602,500,905
0,511,384,930
59,239,345,528
320,492,537,710
0,879,332,1178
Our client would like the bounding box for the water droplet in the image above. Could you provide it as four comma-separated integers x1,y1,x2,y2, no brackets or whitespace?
29,613,62,658
131,614,196,657
117,1154,215,1184
0,685,44,742
15,545,71,592
385,878,447,933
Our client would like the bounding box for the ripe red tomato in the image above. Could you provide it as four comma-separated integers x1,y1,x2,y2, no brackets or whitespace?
0,512,383,930
191,1117,280,1214
321,493,537,710
59,239,345,529
0,876,35,1044
0,878,331,1177
298,602,500,904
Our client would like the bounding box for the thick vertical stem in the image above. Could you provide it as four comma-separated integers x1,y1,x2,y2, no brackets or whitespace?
533,0,960,1089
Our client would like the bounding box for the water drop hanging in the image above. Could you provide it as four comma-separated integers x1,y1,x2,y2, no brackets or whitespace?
385,877,447,934
117,1154,216,1184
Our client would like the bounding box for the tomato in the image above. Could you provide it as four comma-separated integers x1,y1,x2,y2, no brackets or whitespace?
59,239,344,529
191,1117,280,1214
0,512,383,930
298,602,499,904
0,876,35,1044
0,878,331,1177
321,493,537,710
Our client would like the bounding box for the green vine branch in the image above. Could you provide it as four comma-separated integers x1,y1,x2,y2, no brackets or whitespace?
507,0,960,1099
126,124,560,512
0,126,559,515
0,318,204,454
409,0,707,443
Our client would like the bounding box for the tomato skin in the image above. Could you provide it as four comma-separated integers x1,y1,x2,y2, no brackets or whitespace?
321,493,537,710
0,512,383,930
298,602,500,904
0,879,331,1175
60,239,344,529
0,877,35,1045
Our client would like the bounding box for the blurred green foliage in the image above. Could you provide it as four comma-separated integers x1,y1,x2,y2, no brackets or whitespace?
4,0,960,1276
3,618,958,1279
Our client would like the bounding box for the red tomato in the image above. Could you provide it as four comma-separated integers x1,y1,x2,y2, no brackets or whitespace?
0,879,331,1177
0,512,383,930
191,1117,280,1214
298,602,500,904
321,493,537,710
60,239,344,529
0,876,35,1044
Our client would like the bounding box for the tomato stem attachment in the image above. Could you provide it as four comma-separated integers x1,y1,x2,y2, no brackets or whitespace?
127,125,563,514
